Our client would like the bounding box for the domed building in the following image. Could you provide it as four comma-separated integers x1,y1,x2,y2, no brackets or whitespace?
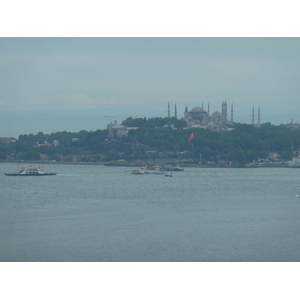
183,101,230,129
184,106,208,125
189,106,208,119
211,111,222,124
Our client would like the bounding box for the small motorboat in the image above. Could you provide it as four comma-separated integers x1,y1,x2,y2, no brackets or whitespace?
4,166,57,176
164,172,172,177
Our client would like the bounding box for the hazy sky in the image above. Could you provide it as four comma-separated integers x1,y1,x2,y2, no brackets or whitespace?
1,37,300,124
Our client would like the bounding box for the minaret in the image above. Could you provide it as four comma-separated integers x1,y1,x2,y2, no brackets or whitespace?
252,107,254,125
221,100,228,125
231,103,233,123
184,106,189,121
221,101,224,124
208,103,210,115
175,103,177,118
168,102,170,118
258,106,260,127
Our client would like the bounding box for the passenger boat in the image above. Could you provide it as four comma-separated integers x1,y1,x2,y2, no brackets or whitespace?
131,167,146,175
288,156,300,167
4,166,57,176
144,165,165,175
173,164,184,171
131,165,165,175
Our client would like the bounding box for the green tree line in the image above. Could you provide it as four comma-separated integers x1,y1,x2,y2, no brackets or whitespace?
1,117,300,163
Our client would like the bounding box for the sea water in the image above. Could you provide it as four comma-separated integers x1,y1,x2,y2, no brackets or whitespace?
1,163,300,262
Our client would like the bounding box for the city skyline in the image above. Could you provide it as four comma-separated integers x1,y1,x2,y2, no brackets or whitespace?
1,37,300,138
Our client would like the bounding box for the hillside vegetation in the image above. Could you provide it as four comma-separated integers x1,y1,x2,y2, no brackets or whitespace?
1,117,300,164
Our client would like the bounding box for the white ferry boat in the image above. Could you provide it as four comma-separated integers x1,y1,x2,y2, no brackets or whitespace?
131,165,165,175
131,167,146,175
288,156,300,168
4,166,57,176
173,164,184,171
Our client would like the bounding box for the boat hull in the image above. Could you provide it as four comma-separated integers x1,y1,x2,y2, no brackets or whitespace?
288,163,300,167
4,173,57,176
288,157,300,167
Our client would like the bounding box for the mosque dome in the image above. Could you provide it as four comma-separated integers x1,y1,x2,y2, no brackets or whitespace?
212,111,221,117
189,106,208,115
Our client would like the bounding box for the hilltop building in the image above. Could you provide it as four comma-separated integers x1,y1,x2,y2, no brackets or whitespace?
280,119,300,130
166,101,263,131
0,137,11,144
107,120,138,138
181,101,232,130
107,121,128,138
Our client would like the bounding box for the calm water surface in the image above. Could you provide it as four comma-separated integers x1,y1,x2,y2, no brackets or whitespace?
1,163,300,261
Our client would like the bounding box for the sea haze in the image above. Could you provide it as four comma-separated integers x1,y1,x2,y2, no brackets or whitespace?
1,163,300,262
0,108,167,138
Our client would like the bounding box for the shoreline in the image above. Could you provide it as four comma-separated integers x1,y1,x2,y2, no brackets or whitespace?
0,160,293,168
